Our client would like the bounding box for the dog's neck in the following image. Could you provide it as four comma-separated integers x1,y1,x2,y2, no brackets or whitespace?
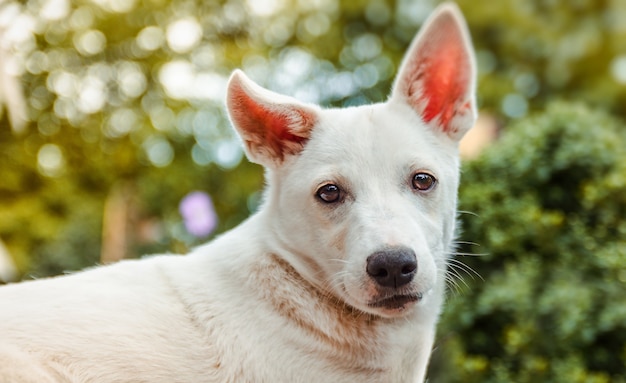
250,252,390,356
259,252,378,324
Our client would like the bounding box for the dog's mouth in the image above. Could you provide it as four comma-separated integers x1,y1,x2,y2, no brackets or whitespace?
368,292,423,310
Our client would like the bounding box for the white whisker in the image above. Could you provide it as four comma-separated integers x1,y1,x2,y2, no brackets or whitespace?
457,210,480,217
442,272,463,296
447,258,484,281
452,240,482,247
447,251,488,257
447,266,470,289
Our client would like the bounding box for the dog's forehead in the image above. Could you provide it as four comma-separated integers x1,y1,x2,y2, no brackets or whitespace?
305,103,449,169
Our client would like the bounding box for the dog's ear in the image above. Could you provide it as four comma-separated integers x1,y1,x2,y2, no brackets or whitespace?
226,70,319,167
391,3,476,141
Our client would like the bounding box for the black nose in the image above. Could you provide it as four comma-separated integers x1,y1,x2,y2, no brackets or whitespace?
366,248,417,288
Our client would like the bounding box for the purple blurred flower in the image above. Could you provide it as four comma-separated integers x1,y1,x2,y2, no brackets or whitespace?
179,191,218,238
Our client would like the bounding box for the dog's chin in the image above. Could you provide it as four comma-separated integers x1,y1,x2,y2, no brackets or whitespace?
337,282,429,318
366,293,422,316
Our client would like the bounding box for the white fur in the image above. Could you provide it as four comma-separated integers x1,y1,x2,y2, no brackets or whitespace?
0,3,476,382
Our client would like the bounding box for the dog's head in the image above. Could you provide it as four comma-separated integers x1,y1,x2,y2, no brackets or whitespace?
226,3,476,318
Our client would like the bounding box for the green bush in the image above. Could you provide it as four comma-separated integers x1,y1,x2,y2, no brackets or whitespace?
430,102,626,383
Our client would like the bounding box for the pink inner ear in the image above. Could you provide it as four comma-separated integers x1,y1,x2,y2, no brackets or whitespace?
415,39,469,133
400,10,474,133
233,83,314,161
245,96,308,145
245,97,304,142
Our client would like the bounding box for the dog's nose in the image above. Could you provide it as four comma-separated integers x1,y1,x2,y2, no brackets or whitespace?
366,248,417,288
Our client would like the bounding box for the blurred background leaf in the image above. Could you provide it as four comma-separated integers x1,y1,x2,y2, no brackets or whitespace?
0,0,624,381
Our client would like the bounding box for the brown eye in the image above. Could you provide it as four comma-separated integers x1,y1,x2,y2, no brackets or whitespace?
317,184,341,203
412,172,436,191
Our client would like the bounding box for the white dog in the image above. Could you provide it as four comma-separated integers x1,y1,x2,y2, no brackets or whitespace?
0,3,476,382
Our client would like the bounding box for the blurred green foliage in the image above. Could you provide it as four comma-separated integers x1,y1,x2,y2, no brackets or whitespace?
0,0,625,380
431,102,626,382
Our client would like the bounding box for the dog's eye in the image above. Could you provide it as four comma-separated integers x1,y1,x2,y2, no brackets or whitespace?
412,172,437,192
316,184,341,203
